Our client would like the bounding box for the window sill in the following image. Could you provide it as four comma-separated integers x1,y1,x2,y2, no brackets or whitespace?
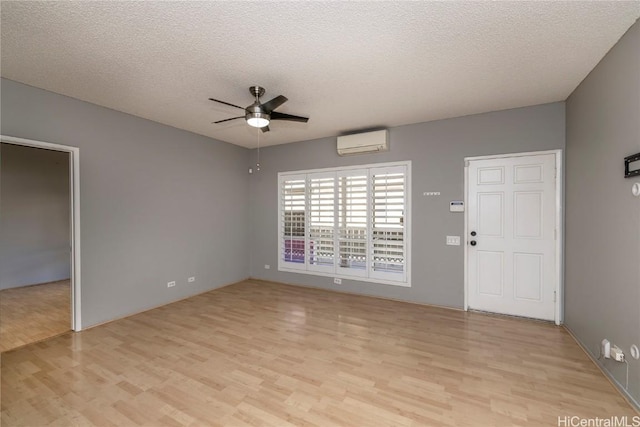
278,266,411,288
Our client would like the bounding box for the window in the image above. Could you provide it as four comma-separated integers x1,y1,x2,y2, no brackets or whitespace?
278,161,410,287
281,175,306,267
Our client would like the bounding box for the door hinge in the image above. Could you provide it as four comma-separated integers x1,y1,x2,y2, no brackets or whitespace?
554,291,557,302
554,229,557,240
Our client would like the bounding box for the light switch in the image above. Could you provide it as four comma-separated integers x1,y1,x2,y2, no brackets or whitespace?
446,236,461,246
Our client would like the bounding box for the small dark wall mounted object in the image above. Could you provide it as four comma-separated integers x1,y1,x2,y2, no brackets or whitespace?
624,152,640,178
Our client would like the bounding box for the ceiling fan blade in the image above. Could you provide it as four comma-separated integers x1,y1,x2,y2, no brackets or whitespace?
209,98,245,110
270,111,309,123
213,116,244,124
261,125,270,133
260,95,288,113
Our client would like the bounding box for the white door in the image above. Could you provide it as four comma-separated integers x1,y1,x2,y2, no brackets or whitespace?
467,153,558,321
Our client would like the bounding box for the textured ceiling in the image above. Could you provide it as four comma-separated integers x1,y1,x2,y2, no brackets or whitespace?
1,1,639,149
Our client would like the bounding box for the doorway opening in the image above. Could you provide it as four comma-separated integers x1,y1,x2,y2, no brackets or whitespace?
0,135,81,352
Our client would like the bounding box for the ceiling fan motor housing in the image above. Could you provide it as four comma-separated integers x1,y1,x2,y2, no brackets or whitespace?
246,103,270,128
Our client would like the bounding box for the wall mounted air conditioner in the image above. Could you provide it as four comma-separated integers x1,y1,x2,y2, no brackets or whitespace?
337,129,389,156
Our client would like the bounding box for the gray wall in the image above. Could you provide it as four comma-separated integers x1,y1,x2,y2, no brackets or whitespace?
1,78,251,328
0,143,71,290
565,20,640,405
249,102,565,308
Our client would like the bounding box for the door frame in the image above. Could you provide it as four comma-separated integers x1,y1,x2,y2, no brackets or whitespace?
1,135,82,331
463,149,563,325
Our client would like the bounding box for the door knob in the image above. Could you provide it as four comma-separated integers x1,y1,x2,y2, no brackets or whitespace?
470,231,477,236
470,240,477,246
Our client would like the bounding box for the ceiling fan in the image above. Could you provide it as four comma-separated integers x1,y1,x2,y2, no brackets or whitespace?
209,86,309,132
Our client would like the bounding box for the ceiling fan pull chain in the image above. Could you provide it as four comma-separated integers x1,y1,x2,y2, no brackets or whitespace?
256,126,261,172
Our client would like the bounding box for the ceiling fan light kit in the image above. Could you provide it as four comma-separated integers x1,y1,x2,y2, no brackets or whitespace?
210,86,309,133
246,113,270,128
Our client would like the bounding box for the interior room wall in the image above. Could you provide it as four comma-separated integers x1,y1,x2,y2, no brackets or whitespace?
0,143,71,290
565,19,640,406
248,102,565,309
1,78,251,328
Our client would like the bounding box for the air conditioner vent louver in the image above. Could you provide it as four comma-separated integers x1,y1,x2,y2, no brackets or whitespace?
337,130,388,156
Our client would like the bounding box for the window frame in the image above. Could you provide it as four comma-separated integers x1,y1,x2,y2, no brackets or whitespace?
277,161,411,287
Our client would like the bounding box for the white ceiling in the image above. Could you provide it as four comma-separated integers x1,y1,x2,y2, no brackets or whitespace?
1,2,639,149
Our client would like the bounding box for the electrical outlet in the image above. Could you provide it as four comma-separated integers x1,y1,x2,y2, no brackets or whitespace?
611,345,625,362
188,277,195,283
334,278,342,285
167,281,176,288
264,264,270,270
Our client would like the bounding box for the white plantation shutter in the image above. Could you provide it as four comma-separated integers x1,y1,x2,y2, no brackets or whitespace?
370,166,407,282
337,170,368,278
279,174,307,271
308,173,336,273
278,161,410,286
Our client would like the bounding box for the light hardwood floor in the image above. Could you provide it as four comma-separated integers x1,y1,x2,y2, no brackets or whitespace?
1,279,636,426
0,279,71,353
